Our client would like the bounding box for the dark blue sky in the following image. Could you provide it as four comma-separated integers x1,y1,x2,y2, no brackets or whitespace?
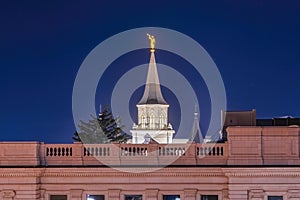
1,1,300,143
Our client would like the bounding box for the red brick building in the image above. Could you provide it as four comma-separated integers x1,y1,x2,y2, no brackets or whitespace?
1,123,300,200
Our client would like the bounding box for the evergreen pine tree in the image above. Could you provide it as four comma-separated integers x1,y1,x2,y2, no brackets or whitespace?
72,105,130,143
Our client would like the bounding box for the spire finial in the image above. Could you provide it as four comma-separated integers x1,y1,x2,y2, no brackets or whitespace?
190,103,203,143
147,34,155,52
194,104,199,118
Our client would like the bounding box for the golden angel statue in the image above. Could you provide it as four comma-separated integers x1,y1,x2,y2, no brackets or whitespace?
147,34,156,52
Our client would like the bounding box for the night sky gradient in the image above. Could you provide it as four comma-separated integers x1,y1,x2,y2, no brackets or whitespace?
1,1,300,143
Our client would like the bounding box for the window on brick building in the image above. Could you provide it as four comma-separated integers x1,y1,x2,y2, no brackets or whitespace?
125,195,142,200
50,195,67,200
201,195,218,200
268,196,283,200
87,195,105,200
163,195,180,200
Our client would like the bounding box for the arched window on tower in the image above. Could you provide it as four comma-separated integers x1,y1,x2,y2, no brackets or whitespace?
159,114,164,129
141,115,146,128
150,114,155,129
146,116,150,128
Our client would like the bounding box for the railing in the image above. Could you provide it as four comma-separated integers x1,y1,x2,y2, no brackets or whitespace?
120,145,148,156
83,145,110,157
0,142,228,166
44,144,74,157
196,145,224,156
2,127,300,166
46,146,72,157
158,146,186,156
43,143,227,158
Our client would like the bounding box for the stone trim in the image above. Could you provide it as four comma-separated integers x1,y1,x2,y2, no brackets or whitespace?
223,168,300,177
184,189,197,200
146,189,159,200
2,167,300,178
108,189,121,200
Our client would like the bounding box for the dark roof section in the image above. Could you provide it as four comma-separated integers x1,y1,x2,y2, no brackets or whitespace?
222,109,256,127
257,117,300,126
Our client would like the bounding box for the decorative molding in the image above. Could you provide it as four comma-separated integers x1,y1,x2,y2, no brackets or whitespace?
184,189,197,199
146,189,159,199
249,189,264,199
39,167,224,177
40,189,45,200
2,167,300,179
1,190,15,198
223,168,300,177
70,189,83,198
287,189,300,199
108,189,120,199
222,189,229,200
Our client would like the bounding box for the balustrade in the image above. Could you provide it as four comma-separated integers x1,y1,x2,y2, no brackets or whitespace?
0,142,228,166
45,146,73,157
120,146,148,156
196,145,224,156
83,146,110,157
158,146,186,156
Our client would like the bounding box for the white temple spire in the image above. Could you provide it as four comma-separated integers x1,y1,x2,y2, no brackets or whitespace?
130,34,174,144
138,51,167,105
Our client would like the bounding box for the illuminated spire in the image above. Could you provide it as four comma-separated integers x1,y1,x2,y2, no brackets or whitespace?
138,35,167,105
131,35,174,144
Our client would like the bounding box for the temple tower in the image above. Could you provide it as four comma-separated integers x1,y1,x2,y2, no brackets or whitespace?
130,34,175,144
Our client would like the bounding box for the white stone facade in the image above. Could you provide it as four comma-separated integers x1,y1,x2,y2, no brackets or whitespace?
131,104,175,144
